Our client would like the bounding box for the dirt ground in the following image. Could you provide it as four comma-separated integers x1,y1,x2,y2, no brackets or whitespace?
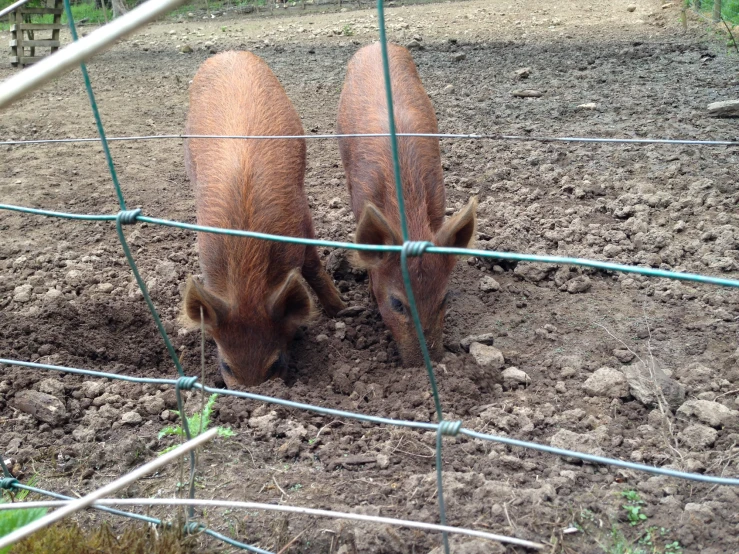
2,0,739,552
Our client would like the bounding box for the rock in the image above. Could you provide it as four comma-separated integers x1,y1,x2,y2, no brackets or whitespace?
376,453,390,469
139,395,166,416
514,67,530,79
337,305,365,317
479,276,500,292
315,334,329,343
627,4,636,12
511,89,543,98
460,333,495,352
674,362,715,387
405,39,421,50
13,284,32,302
613,349,635,363
248,410,278,434
277,438,301,458
179,44,193,53
550,429,605,460
72,427,95,442
679,424,718,449
334,321,346,340
45,288,63,299
707,99,739,117
97,283,114,293
622,361,685,410
81,381,106,399
582,367,629,398
65,269,84,287
36,379,65,400
155,260,178,283
677,400,738,428
428,537,505,554
514,262,555,283
328,197,342,209
451,52,466,61
443,84,455,94
566,275,592,293
576,102,597,110
121,411,143,425
469,343,504,369
502,367,530,388
106,436,145,467
11,390,67,425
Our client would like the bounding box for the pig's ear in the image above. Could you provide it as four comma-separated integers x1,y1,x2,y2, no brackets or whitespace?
270,270,314,326
435,197,478,250
183,276,228,329
354,203,401,267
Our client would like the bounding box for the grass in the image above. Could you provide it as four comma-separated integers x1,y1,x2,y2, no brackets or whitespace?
0,476,46,554
0,2,111,32
9,520,198,554
573,491,683,554
157,393,234,455
687,0,739,24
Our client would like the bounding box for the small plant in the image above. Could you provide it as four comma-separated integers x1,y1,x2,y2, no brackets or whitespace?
342,24,354,36
158,393,234,455
621,490,647,526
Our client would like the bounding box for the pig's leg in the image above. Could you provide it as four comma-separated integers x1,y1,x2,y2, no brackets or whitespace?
302,245,346,317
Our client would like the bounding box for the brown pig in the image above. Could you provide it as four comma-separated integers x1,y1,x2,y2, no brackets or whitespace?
337,42,477,366
183,51,345,387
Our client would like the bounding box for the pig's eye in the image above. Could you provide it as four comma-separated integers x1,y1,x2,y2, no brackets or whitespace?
390,296,405,314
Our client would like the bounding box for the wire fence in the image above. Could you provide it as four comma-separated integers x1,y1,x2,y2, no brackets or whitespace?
1,0,739,552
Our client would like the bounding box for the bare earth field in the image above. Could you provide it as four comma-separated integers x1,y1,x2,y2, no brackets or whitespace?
1,0,739,552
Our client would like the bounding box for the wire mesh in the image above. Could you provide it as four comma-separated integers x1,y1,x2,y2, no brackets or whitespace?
1,0,738,552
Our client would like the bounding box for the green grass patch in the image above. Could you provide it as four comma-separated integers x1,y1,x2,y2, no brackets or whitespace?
158,393,234,455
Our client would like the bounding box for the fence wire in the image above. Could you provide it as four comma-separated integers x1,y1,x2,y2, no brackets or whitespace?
1,0,739,552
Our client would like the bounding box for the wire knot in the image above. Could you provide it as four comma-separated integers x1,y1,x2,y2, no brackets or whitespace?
183,521,202,535
0,477,19,490
438,420,462,437
176,376,198,391
116,208,142,225
402,241,432,258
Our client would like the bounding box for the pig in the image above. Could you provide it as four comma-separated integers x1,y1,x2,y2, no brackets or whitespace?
337,42,477,366
183,51,345,387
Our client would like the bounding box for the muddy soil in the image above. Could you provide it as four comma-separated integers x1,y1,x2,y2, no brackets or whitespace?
1,0,739,552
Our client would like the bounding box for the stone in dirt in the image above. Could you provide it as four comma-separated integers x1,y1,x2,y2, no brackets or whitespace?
36,378,65,400
674,362,715,387
469,342,504,369
549,429,605,460
428,537,505,554
11,390,67,426
514,67,531,79
677,399,739,428
707,99,739,117
511,89,543,98
501,367,530,388
679,424,718,450
460,333,495,352
627,4,636,12
566,275,592,293
622,361,685,410
479,275,500,292
582,367,629,398
613,348,635,363
451,52,466,61
514,262,555,283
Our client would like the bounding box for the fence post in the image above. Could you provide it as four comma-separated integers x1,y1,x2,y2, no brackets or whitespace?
713,0,721,21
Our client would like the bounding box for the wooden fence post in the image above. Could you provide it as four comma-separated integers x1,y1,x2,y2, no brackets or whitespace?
713,0,721,22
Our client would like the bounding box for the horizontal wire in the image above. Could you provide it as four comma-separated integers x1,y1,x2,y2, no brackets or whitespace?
2,357,739,486
0,498,546,550
0,133,738,146
2,203,739,289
